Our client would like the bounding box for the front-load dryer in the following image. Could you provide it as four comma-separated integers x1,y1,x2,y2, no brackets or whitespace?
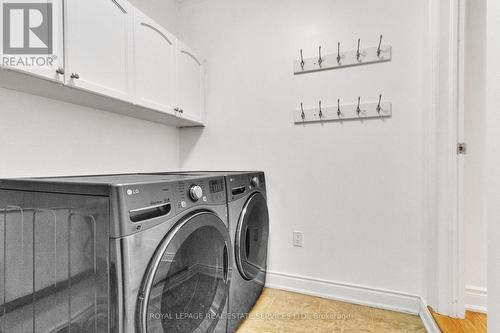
152,170,270,333
224,172,269,333
0,173,231,333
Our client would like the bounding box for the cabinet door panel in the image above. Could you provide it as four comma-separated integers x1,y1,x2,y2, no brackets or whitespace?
65,0,133,101
134,10,177,114
0,0,64,82
177,42,205,123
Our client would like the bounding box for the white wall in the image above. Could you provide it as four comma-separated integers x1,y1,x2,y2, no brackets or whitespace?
178,0,428,296
0,89,179,177
486,0,500,330
463,0,487,311
0,0,181,178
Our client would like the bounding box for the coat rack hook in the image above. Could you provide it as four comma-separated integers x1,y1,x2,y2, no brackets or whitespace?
356,38,361,61
318,46,323,67
356,96,361,116
377,35,383,57
337,42,341,65
318,100,323,119
377,94,382,114
337,99,341,118
300,102,305,120
300,49,305,70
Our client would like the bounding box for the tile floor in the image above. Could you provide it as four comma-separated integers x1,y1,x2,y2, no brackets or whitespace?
236,288,426,333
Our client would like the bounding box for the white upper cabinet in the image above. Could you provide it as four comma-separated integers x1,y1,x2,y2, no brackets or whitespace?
177,41,205,123
0,0,65,82
134,9,177,115
0,0,205,127
64,0,133,101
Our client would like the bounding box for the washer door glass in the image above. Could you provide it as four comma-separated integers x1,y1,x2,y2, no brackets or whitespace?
236,193,269,280
139,212,230,333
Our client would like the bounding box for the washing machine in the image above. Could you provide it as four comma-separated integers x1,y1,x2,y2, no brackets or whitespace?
162,171,270,333
0,173,231,333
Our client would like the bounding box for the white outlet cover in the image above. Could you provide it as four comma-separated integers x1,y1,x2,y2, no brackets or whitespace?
293,231,303,247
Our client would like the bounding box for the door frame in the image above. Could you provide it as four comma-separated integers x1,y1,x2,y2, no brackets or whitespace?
424,0,466,318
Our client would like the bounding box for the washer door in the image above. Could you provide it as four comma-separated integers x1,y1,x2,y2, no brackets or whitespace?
138,211,231,333
235,193,270,280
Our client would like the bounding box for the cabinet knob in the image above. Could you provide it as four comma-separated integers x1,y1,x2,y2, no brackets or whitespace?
56,68,65,75
70,73,80,80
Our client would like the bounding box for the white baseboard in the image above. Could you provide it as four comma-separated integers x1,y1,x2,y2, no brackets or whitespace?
266,271,421,314
419,298,442,333
265,271,441,333
465,285,487,313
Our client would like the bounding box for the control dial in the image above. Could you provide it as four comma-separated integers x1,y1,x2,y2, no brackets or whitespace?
250,176,260,188
189,185,203,201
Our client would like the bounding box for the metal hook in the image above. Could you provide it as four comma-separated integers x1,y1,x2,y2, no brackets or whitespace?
356,96,361,116
356,38,361,61
318,46,323,67
300,49,305,70
337,42,341,65
337,99,341,118
377,94,382,114
318,100,323,119
301,103,305,120
377,35,383,57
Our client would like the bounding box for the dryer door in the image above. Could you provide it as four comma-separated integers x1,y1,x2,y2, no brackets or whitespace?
138,211,231,333
235,192,270,280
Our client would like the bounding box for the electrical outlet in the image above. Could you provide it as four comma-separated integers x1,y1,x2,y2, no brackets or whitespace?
293,231,303,247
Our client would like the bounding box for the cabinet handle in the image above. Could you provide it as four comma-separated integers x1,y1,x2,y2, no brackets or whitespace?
56,68,65,75
70,73,80,80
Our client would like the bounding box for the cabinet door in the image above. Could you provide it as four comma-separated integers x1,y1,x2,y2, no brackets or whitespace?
64,0,133,101
0,0,64,82
177,41,205,123
133,10,177,115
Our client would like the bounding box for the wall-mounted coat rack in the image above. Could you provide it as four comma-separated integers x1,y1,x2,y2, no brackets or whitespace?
294,35,392,75
294,95,392,124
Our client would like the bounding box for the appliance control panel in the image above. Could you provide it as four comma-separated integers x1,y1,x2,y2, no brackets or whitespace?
176,176,226,213
121,182,175,224
111,175,229,238
116,176,227,235
228,172,266,201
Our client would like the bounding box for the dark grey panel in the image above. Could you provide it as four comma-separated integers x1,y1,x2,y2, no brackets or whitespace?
0,208,3,330
0,190,109,333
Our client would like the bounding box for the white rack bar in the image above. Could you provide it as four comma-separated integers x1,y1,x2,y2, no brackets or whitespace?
294,45,392,75
293,100,392,124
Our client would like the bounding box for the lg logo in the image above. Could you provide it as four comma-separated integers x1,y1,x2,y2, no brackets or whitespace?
2,2,53,54
127,189,140,196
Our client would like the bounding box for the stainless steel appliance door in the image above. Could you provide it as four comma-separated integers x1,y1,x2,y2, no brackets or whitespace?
137,211,231,333
235,193,269,281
